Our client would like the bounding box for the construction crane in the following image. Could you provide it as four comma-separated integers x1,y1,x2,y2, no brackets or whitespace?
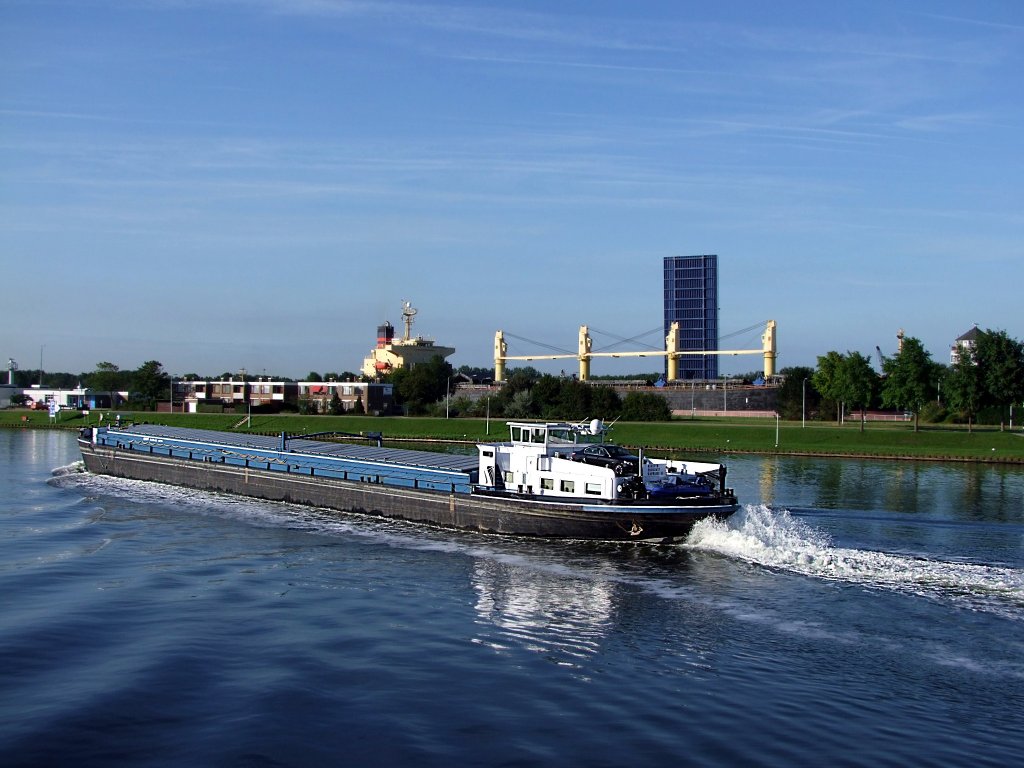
493,320,777,383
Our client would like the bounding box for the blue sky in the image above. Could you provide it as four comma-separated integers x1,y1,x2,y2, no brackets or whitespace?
2,0,1022,379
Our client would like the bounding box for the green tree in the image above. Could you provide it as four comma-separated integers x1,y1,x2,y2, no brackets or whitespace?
553,379,593,421
776,366,818,421
329,391,344,415
132,360,170,404
881,336,935,432
492,367,541,416
842,351,877,432
813,351,846,423
531,375,564,418
457,365,496,383
45,371,79,389
620,391,671,421
975,329,1024,429
306,371,323,382
504,390,534,419
588,384,623,420
945,350,983,431
390,355,453,415
87,361,126,393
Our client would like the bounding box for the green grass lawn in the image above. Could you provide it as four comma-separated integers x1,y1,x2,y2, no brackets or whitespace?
5,408,1024,463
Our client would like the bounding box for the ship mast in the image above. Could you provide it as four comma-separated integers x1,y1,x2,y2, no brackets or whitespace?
401,301,418,342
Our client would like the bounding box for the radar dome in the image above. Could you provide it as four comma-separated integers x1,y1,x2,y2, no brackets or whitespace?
589,419,603,435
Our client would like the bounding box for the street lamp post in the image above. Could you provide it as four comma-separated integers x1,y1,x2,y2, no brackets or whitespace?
446,377,450,419
775,412,780,448
802,378,808,428
240,368,250,429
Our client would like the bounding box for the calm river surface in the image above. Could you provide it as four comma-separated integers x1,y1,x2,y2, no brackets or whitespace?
2,429,1023,767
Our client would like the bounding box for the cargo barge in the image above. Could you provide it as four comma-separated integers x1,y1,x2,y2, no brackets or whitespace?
78,420,738,542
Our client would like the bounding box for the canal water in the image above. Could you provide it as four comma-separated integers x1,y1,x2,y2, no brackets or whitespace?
2,430,1022,767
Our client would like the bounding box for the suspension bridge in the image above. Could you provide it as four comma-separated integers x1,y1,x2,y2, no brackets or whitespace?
492,320,776,383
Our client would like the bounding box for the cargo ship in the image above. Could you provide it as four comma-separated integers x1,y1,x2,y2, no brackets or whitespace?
78,420,738,542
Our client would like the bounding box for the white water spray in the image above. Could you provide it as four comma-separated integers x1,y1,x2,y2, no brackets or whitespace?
687,504,1024,618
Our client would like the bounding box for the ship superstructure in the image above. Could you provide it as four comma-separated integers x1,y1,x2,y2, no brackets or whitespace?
362,301,455,378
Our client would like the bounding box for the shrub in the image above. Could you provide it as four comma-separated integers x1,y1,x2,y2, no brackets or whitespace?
919,401,947,424
620,392,671,421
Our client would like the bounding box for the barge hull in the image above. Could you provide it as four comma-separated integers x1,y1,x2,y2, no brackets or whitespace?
79,440,733,543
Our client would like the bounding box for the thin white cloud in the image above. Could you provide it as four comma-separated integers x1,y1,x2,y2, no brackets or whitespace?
895,112,989,132
0,108,117,121
920,12,1024,33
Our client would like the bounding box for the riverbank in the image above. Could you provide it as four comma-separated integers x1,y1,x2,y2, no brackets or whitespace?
5,409,1024,464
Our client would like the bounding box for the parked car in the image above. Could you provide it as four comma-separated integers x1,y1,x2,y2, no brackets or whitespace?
569,444,639,475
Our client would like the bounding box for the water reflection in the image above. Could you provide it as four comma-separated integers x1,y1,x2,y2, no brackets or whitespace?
735,454,1024,523
2,429,78,475
471,557,614,661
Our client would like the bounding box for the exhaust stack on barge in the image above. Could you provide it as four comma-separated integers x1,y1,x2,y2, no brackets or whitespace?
79,421,738,543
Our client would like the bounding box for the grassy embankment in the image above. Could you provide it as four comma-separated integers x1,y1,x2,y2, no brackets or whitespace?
4,409,1024,463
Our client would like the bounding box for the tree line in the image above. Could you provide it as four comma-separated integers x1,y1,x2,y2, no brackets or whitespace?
385,359,671,421
777,328,1024,432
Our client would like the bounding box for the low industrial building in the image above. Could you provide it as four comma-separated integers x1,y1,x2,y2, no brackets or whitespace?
178,378,394,415
14,386,118,410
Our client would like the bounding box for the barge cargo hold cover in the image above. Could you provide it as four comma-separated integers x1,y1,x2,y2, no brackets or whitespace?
89,424,479,491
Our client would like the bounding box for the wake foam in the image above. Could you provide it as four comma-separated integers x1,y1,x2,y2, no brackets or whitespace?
686,504,1024,619
50,460,86,478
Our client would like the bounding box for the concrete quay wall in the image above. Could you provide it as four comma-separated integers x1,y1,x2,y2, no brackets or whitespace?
654,384,779,416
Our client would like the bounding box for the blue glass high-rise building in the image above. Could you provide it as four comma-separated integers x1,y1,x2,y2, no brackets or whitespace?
663,255,718,380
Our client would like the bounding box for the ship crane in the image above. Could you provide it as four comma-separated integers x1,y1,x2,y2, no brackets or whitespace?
494,320,776,383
